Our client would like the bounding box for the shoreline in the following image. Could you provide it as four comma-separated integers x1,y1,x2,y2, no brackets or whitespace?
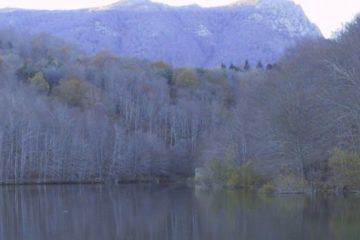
1,180,359,196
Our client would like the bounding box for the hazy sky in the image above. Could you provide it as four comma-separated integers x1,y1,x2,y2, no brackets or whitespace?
0,0,359,38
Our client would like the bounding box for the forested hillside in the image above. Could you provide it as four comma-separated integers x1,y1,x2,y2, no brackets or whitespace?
0,16,359,190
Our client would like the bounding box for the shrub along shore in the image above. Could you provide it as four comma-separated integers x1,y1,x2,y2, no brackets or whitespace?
195,148,360,194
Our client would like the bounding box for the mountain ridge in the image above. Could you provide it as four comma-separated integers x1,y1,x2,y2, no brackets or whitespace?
0,0,321,67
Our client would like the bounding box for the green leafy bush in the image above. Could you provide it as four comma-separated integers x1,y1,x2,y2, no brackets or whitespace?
196,158,264,189
209,159,229,185
258,182,276,194
226,163,264,188
274,171,307,193
329,149,360,190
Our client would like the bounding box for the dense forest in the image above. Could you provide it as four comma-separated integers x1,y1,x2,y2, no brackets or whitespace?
0,16,360,192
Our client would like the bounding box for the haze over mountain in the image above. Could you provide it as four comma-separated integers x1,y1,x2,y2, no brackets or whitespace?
0,0,321,67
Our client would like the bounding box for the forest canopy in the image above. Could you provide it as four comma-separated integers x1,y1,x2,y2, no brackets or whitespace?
0,16,360,191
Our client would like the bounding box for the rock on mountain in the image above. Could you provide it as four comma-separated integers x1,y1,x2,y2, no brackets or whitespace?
0,0,322,67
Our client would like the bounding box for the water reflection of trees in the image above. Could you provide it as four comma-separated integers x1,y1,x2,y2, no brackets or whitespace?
0,186,359,240
330,195,360,240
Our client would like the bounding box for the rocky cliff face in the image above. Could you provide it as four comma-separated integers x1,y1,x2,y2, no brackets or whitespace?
0,0,321,67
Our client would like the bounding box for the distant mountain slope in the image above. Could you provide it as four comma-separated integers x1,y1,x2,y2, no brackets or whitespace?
0,0,321,67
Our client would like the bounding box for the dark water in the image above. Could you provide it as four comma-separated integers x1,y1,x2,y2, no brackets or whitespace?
1,185,360,240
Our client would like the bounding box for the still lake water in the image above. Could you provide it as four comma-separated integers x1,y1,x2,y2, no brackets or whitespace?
0,184,359,240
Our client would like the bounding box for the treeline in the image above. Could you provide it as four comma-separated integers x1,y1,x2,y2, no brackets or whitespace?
0,29,241,183
0,17,360,189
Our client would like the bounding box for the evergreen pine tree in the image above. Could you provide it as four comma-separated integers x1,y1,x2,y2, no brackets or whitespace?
256,60,264,69
244,60,251,71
